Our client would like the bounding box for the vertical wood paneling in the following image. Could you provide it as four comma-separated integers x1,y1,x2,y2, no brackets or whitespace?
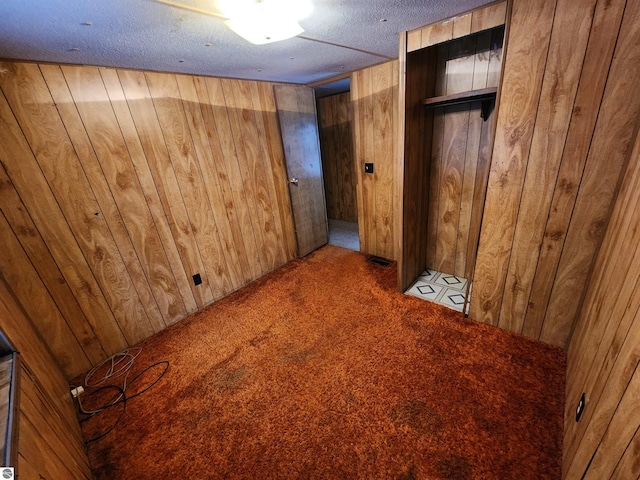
453,13,472,39
425,31,502,278
256,81,297,263
351,68,368,258
400,0,636,351
0,66,129,361
247,81,290,266
5,63,155,347
0,63,295,379
20,365,91,478
486,28,504,87
539,0,640,346
407,30,422,52
434,37,475,275
391,60,400,262
319,95,337,220
175,74,244,289
373,61,395,258
406,1,507,52
435,104,469,274
318,92,357,223
399,3,508,290
334,93,358,222
398,46,435,290
145,72,233,299
395,32,408,289
426,108,444,270
521,0,627,341
470,1,508,34
455,101,483,278
497,0,597,335
420,21,454,49
434,44,448,96
0,165,105,370
223,78,272,270
333,95,346,218
563,127,640,479
352,60,398,260
354,66,376,254
443,36,477,95
225,79,283,272
52,65,177,332
211,77,264,279
471,31,493,92
465,111,495,281
469,0,639,348
470,0,557,326
99,67,199,316
192,76,253,285
0,275,90,479
609,427,640,479
118,69,216,308
0,212,90,375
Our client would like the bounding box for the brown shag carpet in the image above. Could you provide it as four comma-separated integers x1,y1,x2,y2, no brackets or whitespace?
81,245,566,479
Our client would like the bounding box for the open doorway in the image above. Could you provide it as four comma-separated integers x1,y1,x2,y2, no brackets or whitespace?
315,78,360,252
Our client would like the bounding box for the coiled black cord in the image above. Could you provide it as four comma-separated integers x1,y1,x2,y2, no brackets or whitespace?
73,349,169,443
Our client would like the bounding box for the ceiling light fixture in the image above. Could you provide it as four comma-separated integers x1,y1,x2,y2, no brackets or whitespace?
218,0,312,45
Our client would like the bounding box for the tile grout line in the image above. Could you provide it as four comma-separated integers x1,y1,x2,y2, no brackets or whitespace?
405,269,470,312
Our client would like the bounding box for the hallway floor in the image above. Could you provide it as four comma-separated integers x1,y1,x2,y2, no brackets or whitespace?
405,269,470,313
328,219,359,251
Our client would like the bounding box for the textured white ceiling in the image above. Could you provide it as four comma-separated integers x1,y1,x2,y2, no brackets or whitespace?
0,0,494,84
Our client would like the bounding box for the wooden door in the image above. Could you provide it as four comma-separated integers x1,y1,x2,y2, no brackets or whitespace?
274,85,328,257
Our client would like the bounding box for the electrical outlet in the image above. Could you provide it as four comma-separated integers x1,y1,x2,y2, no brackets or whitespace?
192,273,202,286
575,392,586,422
71,386,84,398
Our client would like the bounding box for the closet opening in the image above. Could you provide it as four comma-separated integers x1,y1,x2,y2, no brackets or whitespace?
401,25,505,314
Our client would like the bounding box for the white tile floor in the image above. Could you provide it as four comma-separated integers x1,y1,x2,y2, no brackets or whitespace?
405,268,470,313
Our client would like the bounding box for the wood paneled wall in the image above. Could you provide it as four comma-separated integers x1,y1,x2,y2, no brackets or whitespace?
427,29,503,278
469,0,640,348
407,1,507,52
562,128,640,479
0,62,296,379
318,92,357,223
0,275,91,478
351,61,399,260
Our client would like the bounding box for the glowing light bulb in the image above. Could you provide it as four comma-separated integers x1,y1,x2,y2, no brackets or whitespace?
217,0,312,44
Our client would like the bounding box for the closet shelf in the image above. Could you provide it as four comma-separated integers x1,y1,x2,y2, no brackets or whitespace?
422,87,497,109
